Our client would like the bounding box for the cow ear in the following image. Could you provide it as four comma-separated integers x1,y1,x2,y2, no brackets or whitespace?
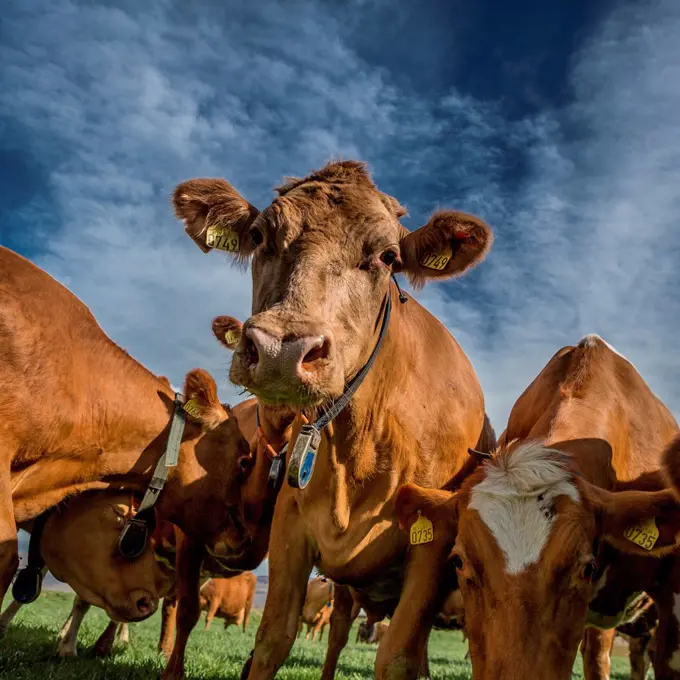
394,483,458,538
212,316,243,351
399,211,493,289
585,482,680,556
172,178,260,259
182,369,229,430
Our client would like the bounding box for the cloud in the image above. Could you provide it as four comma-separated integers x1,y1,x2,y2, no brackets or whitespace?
1,0,679,438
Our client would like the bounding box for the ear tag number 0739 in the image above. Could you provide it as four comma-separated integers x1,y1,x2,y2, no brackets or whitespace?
410,511,434,545
287,425,321,489
206,225,240,252
623,517,659,551
421,248,452,271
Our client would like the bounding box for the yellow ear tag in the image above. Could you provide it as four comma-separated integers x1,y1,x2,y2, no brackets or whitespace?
623,517,659,551
206,225,240,252
183,399,203,420
421,248,452,271
224,329,241,346
410,511,434,545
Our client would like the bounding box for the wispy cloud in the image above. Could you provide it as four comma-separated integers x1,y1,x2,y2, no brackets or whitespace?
1,0,679,437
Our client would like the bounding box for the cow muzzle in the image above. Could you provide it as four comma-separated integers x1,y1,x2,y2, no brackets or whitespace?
231,319,342,404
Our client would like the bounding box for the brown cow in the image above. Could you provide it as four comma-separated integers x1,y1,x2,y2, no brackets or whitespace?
173,159,495,680
298,577,334,641
0,246,258,614
199,573,256,631
395,335,680,680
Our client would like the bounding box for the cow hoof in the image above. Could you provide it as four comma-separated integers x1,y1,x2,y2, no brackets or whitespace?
240,650,254,680
57,646,77,659
93,643,114,657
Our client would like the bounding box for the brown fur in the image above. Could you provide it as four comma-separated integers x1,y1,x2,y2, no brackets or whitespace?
0,247,261,666
174,160,494,680
199,573,256,632
395,336,680,680
297,577,334,642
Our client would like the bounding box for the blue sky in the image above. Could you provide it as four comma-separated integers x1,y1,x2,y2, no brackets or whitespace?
2,0,680,435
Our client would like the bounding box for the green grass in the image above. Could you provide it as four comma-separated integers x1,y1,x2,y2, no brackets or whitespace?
0,591,634,679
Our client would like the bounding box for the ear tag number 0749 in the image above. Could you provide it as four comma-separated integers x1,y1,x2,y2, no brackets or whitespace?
206,225,240,252
410,511,434,545
421,248,452,271
287,425,321,489
623,517,659,551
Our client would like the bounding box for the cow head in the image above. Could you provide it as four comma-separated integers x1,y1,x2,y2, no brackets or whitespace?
173,161,492,406
167,369,253,552
41,493,172,622
395,439,680,680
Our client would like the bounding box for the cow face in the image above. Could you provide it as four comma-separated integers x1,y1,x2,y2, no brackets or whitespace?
395,441,680,680
174,161,492,407
169,369,254,552
41,493,172,622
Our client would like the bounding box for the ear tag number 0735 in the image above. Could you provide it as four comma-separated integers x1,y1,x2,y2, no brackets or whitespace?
623,517,659,551
410,511,434,545
421,248,452,271
206,225,240,252
287,425,321,489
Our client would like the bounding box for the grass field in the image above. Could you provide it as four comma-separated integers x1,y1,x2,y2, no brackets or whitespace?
0,592,634,679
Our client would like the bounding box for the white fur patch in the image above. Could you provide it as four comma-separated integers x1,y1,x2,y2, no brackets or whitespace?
670,593,680,671
469,441,580,575
579,334,636,369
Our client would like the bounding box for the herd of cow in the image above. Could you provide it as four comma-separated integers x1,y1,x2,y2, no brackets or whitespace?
1,159,680,680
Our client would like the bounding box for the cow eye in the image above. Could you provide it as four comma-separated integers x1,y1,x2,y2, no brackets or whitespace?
250,228,264,247
380,250,398,267
582,561,596,580
452,554,464,570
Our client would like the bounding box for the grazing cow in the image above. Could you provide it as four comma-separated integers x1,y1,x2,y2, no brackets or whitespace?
0,246,256,612
298,577,334,641
395,335,680,680
174,159,495,680
370,621,390,644
199,573,257,632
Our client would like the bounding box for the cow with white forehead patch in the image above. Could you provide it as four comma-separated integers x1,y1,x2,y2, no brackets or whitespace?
395,335,680,680
173,159,495,679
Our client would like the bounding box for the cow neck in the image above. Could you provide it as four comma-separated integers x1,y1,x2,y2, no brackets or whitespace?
286,291,393,490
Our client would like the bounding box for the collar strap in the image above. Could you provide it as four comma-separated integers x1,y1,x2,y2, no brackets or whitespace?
118,392,186,559
288,293,392,489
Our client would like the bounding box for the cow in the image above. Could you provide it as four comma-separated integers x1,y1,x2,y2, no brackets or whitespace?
0,246,257,613
395,335,680,680
298,576,334,641
173,158,495,680
199,573,257,632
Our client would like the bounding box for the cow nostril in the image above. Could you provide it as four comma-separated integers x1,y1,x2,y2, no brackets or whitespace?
244,336,259,367
302,337,330,366
136,596,153,614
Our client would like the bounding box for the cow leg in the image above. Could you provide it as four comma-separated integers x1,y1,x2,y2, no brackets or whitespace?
648,592,680,680
241,502,312,680
117,623,130,646
0,473,19,611
305,622,312,640
93,620,119,657
417,629,431,680
0,599,22,636
320,585,357,680
580,628,615,680
57,596,91,658
158,596,178,659
204,599,220,631
375,545,446,680
162,537,205,680
628,636,651,680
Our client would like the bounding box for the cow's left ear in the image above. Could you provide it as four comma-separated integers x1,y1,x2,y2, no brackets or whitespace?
182,369,229,430
399,211,493,289
585,482,680,556
212,316,243,351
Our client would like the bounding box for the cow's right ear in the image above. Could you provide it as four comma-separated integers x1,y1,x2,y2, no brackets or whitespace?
172,178,260,258
212,316,243,351
394,483,458,539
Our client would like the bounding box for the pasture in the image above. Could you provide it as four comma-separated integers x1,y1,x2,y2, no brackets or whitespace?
0,592,633,679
